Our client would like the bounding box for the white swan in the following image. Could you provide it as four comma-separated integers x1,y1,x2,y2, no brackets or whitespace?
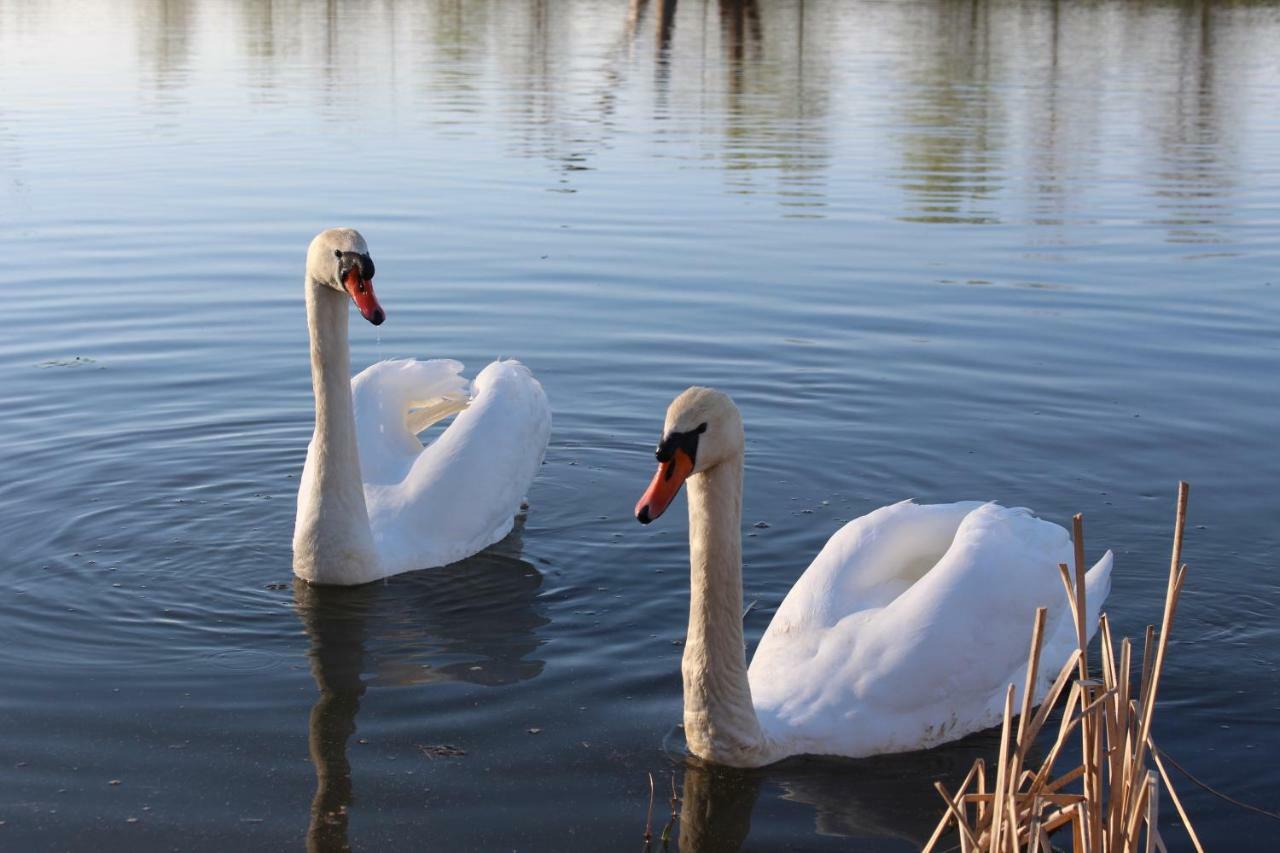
292,228,551,586
634,387,1111,767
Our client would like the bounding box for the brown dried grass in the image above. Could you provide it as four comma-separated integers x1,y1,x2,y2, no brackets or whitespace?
923,482,1202,853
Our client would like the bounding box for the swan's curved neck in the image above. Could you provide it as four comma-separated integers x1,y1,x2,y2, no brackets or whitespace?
293,279,377,584
683,454,770,766
307,282,360,463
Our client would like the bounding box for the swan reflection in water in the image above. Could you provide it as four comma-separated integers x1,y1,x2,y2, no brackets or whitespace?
292,527,547,853
670,733,1002,851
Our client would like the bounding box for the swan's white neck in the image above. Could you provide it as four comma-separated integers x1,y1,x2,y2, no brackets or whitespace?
292,278,379,585
682,455,771,766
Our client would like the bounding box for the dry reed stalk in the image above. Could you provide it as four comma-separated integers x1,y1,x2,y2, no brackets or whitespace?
924,760,986,852
1069,514,1104,849
1121,767,1154,850
643,771,655,844
658,771,679,846
1147,738,1205,853
926,483,1199,853
1014,608,1048,774
976,759,987,826
1045,764,1084,794
1022,683,1081,803
1026,800,1044,853
1015,650,1082,767
1144,772,1160,853
1072,802,1088,851
1125,486,1189,841
934,780,981,852
989,685,1016,852
964,794,1086,806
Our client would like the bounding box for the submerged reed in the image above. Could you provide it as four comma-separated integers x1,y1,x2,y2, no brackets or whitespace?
924,482,1201,853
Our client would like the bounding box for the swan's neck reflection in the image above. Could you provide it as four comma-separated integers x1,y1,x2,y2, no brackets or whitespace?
294,534,547,853
302,586,368,853
676,761,760,853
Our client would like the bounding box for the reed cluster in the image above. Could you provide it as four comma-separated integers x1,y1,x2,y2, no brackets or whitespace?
924,482,1201,853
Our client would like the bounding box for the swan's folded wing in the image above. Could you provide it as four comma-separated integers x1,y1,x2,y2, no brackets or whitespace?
364,359,552,571
841,505,1074,715
752,503,1105,756
763,501,985,637
352,359,470,483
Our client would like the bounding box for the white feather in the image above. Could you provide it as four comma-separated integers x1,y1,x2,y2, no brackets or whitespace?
353,358,551,575
748,501,1113,759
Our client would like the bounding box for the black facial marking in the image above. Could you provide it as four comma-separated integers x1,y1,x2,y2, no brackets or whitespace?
335,251,376,283
655,422,707,467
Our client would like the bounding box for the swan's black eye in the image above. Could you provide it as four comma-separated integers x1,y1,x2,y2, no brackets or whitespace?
334,250,373,283
655,422,707,465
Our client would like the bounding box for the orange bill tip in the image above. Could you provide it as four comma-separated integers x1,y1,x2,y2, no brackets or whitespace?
344,270,385,326
635,448,694,524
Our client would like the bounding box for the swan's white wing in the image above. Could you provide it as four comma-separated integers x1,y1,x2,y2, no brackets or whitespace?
763,500,985,637
750,502,1112,758
362,359,551,574
352,358,470,485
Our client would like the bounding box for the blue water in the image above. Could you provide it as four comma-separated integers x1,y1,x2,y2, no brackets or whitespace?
1,1,1278,849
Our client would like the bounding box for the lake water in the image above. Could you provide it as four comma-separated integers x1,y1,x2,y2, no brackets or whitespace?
1,0,1278,849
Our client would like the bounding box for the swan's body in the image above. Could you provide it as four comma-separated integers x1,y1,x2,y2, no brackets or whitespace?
635,387,1111,767
292,229,551,586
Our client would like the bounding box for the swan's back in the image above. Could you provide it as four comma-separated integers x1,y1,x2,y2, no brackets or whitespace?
749,501,1111,759
766,500,985,636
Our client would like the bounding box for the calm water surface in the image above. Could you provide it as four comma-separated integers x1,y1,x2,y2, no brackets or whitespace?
2,1,1279,850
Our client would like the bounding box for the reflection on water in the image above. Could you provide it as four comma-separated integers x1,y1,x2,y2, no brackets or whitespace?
892,0,1253,232
667,731,1003,851
897,0,1004,224
1148,1,1234,246
293,529,546,853
135,0,192,90
2,0,1271,234
674,761,759,853
771,745,992,845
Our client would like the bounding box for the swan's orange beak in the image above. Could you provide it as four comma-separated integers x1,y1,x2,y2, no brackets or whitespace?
635,448,694,524
344,270,385,326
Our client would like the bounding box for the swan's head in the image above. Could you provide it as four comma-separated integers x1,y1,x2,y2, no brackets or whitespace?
306,227,384,326
635,386,743,524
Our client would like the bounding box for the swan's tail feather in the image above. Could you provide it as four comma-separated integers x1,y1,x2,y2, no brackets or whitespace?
352,359,472,476
1082,550,1114,642
406,392,470,434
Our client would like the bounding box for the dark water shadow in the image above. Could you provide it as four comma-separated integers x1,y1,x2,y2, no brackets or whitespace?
292,524,548,853
765,745,986,845
662,727,1006,851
